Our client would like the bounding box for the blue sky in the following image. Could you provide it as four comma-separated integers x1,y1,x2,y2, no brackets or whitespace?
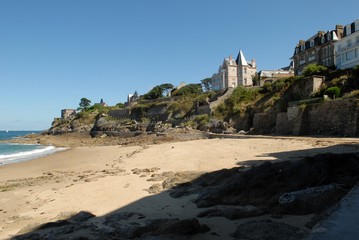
0,0,358,130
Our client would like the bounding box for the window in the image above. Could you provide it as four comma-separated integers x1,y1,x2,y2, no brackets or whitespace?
309,51,315,61
301,45,305,51
346,49,356,61
310,40,314,47
356,36,359,45
348,39,352,48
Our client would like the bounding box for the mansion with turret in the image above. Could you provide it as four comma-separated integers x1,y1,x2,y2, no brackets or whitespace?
211,50,257,90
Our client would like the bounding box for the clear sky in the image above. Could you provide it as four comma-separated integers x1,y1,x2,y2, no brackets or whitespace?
0,0,358,130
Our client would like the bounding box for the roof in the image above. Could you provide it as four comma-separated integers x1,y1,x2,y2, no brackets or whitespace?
236,50,248,66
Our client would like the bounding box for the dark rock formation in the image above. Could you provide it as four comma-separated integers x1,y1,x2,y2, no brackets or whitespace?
170,153,359,215
232,220,306,240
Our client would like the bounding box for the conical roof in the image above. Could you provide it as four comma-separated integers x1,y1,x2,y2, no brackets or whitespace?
236,50,248,66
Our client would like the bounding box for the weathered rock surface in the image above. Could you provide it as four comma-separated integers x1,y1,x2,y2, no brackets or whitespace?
14,216,209,240
232,220,306,240
170,153,359,215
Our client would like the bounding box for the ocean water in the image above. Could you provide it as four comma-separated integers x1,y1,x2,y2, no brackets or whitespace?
0,131,60,165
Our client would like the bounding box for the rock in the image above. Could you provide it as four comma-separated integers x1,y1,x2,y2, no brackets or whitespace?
130,218,210,238
170,153,359,215
145,184,163,194
232,220,306,240
197,205,263,220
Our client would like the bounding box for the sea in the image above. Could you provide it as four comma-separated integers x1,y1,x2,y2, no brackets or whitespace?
0,131,61,166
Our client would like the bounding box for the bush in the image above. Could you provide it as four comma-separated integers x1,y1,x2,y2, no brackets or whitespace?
172,84,203,96
343,90,359,99
260,82,272,94
324,86,341,98
302,64,328,77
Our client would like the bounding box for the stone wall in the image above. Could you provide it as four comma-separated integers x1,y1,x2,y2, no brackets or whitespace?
108,109,130,119
275,99,359,136
290,76,324,100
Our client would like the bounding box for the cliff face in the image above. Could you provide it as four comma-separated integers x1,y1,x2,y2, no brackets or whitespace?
48,74,359,137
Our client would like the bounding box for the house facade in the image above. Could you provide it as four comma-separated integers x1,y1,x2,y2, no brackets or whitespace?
334,19,359,69
291,25,343,75
211,50,257,90
259,65,294,86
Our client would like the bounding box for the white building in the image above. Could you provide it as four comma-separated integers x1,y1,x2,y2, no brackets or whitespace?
335,19,359,69
236,50,257,86
211,50,257,90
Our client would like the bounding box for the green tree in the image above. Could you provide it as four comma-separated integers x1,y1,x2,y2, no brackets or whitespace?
251,73,260,86
302,64,328,77
143,85,163,100
201,78,212,91
116,102,125,108
78,98,91,111
172,84,203,96
159,83,174,96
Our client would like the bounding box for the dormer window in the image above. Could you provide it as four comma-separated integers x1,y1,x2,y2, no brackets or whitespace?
310,40,314,47
321,36,325,43
301,45,305,51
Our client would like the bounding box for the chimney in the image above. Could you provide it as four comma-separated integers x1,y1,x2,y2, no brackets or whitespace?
229,55,233,64
251,59,256,68
336,25,344,38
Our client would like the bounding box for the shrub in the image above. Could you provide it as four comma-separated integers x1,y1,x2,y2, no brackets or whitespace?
172,84,203,96
324,86,341,98
260,82,272,94
272,79,285,92
343,90,359,99
193,114,210,128
302,64,328,77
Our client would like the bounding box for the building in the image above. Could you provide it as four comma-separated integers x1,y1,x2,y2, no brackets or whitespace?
211,50,257,90
236,50,257,86
61,109,76,119
94,98,107,107
334,19,359,70
258,62,294,86
291,25,343,75
211,55,238,90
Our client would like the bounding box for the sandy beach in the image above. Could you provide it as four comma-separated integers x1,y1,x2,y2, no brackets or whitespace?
1,135,359,239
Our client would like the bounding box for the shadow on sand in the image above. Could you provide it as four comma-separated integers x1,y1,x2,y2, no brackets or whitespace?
12,143,359,240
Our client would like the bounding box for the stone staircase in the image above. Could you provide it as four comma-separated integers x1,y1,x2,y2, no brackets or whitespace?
209,87,235,111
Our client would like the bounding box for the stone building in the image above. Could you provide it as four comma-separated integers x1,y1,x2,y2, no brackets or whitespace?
211,50,257,90
258,62,294,86
126,91,139,107
236,50,257,86
291,25,343,75
334,19,359,69
61,109,76,119
211,55,238,90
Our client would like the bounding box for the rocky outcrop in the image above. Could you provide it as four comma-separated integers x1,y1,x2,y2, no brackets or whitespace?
170,153,359,215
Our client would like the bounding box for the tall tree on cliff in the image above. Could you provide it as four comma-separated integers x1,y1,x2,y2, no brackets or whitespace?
201,78,212,91
78,98,91,111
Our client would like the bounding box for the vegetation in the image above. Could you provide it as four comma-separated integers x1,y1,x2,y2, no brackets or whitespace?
213,86,261,119
325,86,341,99
251,72,260,86
201,78,212,91
302,64,328,77
143,83,174,100
172,84,203,96
78,98,91,111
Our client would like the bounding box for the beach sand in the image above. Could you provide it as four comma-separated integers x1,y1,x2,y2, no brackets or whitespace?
1,136,359,239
